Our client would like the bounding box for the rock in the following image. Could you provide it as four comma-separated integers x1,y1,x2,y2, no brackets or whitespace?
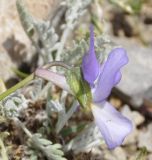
124,128,139,146
121,105,144,145
148,153,152,160
0,52,16,81
0,0,59,49
90,147,104,160
109,96,122,109
138,124,152,152
103,147,127,160
0,0,60,81
143,86,152,108
0,0,30,51
121,105,145,126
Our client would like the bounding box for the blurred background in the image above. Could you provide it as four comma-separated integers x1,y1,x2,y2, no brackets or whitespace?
0,0,152,159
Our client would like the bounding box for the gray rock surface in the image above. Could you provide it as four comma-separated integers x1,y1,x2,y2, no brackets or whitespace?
138,124,152,152
121,105,145,145
121,105,145,126
0,0,60,81
103,147,127,160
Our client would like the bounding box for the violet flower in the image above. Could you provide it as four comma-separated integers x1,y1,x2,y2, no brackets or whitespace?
81,26,132,149
35,26,132,150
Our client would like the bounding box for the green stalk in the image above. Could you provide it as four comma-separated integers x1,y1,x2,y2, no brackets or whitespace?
12,68,29,78
0,73,34,101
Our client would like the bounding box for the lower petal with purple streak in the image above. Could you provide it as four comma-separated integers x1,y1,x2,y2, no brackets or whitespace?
91,101,133,149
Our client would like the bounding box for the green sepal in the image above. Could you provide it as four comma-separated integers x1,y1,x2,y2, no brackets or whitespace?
65,67,92,108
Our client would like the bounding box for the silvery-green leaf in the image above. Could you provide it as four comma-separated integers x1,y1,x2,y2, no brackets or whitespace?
61,39,88,65
65,0,92,25
46,146,64,156
51,144,62,149
16,0,34,37
56,100,78,133
30,154,38,160
38,139,53,146
64,123,104,153
29,134,66,160
16,0,58,63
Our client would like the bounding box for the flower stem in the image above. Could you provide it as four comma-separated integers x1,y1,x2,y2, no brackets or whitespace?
0,73,34,101
0,61,72,101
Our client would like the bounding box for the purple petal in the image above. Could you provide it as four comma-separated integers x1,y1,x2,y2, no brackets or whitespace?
81,25,100,86
91,101,132,149
93,48,128,102
35,68,71,93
